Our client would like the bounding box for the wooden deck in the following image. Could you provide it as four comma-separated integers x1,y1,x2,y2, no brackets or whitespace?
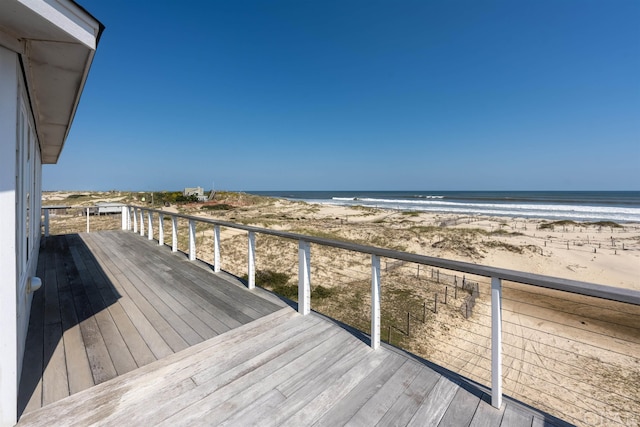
18,231,287,416
18,231,572,426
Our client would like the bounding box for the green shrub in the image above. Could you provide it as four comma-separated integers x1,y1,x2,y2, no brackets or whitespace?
201,204,233,211
311,285,335,299
271,284,298,299
586,221,622,228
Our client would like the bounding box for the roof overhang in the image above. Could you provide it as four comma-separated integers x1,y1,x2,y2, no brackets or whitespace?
0,0,103,164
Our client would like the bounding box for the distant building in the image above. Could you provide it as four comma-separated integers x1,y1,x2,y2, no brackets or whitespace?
184,187,208,202
0,1,102,425
94,202,125,215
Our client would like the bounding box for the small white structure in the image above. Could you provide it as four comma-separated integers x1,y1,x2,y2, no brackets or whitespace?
95,202,125,215
183,186,208,202
0,1,102,425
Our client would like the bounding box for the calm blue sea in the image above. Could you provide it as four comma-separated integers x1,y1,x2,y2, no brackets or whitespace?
247,191,640,223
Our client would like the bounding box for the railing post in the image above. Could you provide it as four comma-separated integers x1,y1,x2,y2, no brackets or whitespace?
121,206,127,230
126,206,131,231
86,207,90,233
139,209,144,237
158,213,164,246
171,216,178,252
298,240,311,315
44,209,50,237
371,254,381,349
213,225,221,273
247,231,255,289
188,219,196,261
133,208,138,233
491,277,503,408
147,210,153,240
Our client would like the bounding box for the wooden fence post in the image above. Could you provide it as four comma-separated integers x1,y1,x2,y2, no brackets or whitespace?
407,312,410,336
139,209,144,237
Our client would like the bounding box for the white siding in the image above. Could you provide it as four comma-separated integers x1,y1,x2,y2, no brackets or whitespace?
0,44,43,427
0,44,19,427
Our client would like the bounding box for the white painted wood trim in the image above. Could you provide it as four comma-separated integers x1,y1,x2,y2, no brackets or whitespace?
147,211,153,240
213,225,220,273
247,231,255,289
491,276,503,409
18,0,102,49
158,213,164,246
171,216,178,253
188,220,196,261
86,207,90,233
298,240,311,315
371,254,381,349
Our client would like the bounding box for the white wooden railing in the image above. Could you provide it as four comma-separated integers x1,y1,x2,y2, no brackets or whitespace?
42,205,640,411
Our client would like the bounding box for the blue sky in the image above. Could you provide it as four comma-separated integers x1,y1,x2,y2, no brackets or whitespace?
44,0,640,191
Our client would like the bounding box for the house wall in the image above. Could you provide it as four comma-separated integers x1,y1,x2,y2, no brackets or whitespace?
0,44,43,427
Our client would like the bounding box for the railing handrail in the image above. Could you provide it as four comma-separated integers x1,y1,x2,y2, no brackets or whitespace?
119,205,640,306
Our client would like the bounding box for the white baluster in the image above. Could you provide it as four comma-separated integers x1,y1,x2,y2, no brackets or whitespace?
247,231,255,289
298,240,311,315
491,277,503,408
171,216,178,253
158,213,164,246
213,225,221,272
189,220,196,261
147,210,153,240
371,254,381,349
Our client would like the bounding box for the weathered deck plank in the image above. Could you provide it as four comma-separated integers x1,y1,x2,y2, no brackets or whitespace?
343,360,424,426
438,386,482,427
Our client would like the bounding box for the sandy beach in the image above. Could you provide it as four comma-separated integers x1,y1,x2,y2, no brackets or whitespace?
43,191,640,426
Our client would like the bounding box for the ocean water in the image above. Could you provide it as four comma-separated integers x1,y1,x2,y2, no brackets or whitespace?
247,191,640,223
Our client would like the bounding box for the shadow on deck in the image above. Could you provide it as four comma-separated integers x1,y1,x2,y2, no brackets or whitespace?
18,231,286,417
18,231,573,426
